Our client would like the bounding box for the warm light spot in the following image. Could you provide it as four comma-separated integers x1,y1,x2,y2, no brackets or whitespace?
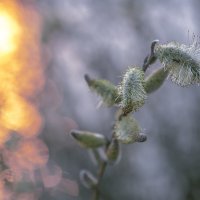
0,1,47,198
0,1,44,143
1,94,42,137
0,11,20,54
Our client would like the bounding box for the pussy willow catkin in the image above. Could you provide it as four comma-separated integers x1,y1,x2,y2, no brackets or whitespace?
154,41,200,86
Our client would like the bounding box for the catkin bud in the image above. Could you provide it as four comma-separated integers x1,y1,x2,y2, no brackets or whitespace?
154,41,200,86
118,67,147,115
84,74,121,106
70,130,107,148
144,67,168,93
114,114,147,144
106,138,121,165
88,148,107,166
80,170,98,189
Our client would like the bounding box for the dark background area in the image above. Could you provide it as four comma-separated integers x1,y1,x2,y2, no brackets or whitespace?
36,0,200,199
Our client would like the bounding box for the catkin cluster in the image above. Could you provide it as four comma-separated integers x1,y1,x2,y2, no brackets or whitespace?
69,39,200,198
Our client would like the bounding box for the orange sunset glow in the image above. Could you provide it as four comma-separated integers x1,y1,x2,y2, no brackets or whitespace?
0,1,44,143
0,1,48,198
0,11,20,54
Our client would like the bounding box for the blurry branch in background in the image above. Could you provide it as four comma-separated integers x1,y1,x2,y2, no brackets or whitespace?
70,39,200,200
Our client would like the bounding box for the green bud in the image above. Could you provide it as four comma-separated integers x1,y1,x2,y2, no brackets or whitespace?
114,114,147,144
84,74,121,106
118,67,147,115
144,67,168,93
80,170,98,189
70,129,107,148
106,138,121,165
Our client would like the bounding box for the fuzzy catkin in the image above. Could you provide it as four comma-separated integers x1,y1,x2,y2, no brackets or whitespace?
114,114,141,144
118,67,146,114
154,41,200,86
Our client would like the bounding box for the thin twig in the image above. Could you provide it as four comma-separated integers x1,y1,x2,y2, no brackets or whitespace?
92,161,107,200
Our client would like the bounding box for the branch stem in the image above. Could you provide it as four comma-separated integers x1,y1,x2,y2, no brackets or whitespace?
92,161,107,200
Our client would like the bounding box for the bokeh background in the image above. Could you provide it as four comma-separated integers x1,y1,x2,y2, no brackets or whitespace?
2,0,200,199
